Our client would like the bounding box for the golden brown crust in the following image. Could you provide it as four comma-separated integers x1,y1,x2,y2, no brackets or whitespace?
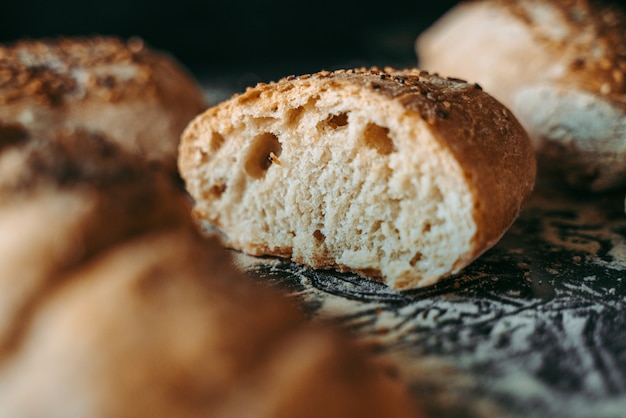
495,0,626,104
385,69,536,262
417,0,626,191
0,127,189,221
0,36,207,173
1,37,159,106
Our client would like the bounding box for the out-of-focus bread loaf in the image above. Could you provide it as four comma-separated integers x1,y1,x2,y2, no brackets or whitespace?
179,67,536,290
0,226,420,418
416,0,626,191
0,124,191,347
0,36,207,173
0,125,422,418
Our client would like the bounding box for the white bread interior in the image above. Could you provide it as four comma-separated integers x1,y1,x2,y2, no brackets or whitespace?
180,68,536,290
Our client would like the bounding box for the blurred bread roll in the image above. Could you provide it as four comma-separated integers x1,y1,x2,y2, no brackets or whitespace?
0,228,420,418
0,123,191,349
416,0,626,191
0,125,421,417
0,36,207,173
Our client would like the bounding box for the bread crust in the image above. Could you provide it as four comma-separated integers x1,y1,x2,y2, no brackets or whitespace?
356,68,536,264
180,67,536,289
0,36,207,173
416,0,626,191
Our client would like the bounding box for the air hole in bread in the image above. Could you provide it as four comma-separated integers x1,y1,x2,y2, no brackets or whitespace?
422,222,432,233
209,131,225,153
361,123,396,155
287,106,305,125
313,229,325,242
325,112,349,129
253,117,278,125
205,182,226,200
244,132,282,179
409,251,423,267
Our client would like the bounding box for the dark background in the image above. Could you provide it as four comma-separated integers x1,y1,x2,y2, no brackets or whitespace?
0,0,459,86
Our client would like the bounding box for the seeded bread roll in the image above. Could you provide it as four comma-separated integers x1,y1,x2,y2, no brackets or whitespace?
416,0,626,191
179,67,536,290
0,36,207,173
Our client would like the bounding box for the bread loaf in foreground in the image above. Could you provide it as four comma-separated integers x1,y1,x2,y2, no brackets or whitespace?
416,0,626,191
0,36,206,173
179,67,536,290
0,123,192,349
0,228,420,418
0,124,422,418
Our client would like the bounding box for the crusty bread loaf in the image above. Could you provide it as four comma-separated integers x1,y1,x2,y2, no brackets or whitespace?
0,36,207,173
0,124,422,417
0,227,420,418
179,67,536,290
416,0,626,191
0,123,192,349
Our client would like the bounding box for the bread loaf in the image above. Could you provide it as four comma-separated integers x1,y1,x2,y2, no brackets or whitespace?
0,36,207,173
179,67,536,290
0,124,421,417
0,123,192,348
0,227,420,418
416,0,626,191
